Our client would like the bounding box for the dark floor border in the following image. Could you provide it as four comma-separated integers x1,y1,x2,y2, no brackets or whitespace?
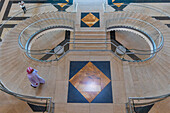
68,61,113,103
0,24,16,37
6,17,29,20
108,0,170,4
2,1,12,20
0,0,73,41
108,0,170,11
108,25,156,61
110,30,141,61
10,0,71,4
0,0,5,12
166,24,170,28
152,16,170,20
110,3,128,11
152,16,170,28
40,30,71,60
2,0,72,20
10,0,48,4
23,26,72,61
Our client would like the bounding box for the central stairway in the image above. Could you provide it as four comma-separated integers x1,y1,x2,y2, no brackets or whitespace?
71,30,108,50
69,1,109,51
0,2,170,113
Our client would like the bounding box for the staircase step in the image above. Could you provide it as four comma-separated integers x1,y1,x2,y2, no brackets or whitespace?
75,30,106,34
75,36,106,39
74,45,107,48
75,32,106,39
75,33,106,36
71,38,108,40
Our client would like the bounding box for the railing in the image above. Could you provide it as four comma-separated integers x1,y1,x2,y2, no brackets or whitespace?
0,2,75,62
18,17,75,50
18,15,75,62
1,2,169,62
24,40,145,62
106,16,163,62
22,23,162,62
24,3,169,62
0,80,53,113
103,3,170,62
127,93,170,113
104,3,170,16
0,3,77,41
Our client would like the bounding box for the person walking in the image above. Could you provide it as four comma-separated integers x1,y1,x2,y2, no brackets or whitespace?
27,67,45,88
19,1,27,14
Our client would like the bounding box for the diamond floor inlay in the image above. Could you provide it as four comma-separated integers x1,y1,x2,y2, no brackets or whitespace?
68,61,113,103
69,62,110,102
81,12,100,27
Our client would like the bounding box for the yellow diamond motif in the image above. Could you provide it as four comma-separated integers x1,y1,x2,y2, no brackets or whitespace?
66,0,69,3
112,0,115,2
69,62,111,103
57,3,68,8
113,3,124,7
81,13,99,27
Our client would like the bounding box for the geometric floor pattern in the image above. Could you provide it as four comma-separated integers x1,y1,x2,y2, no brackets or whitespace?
0,0,73,38
1,0,170,39
68,61,113,103
81,12,100,27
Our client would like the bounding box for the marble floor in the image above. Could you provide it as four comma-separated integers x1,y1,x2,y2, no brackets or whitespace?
0,0,170,113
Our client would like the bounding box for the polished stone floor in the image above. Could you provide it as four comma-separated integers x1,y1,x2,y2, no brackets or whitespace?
68,61,112,103
0,0,170,113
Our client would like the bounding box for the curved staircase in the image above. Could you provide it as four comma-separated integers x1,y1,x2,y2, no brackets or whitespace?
105,11,168,62
0,11,75,91
0,4,170,113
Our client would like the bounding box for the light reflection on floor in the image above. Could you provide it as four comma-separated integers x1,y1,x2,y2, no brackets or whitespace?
69,62,110,103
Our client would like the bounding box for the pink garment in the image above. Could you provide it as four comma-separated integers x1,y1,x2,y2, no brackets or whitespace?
27,69,45,87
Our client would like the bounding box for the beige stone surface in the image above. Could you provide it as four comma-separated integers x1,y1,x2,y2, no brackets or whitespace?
0,1,170,113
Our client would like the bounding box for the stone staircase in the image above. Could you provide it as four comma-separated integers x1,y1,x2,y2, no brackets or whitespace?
0,5,170,113
70,30,109,50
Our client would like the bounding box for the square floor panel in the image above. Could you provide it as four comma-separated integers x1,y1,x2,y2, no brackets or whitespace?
68,61,113,103
81,12,100,27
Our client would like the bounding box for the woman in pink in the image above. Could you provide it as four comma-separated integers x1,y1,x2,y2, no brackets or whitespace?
27,67,45,88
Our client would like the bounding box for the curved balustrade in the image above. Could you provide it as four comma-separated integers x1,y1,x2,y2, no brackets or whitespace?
127,93,170,113
1,3,169,62
106,16,164,62
0,80,54,113
106,16,163,50
104,3,170,17
23,25,74,62
22,12,165,62
17,13,75,62
104,3,170,62
0,2,76,62
0,3,77,41
18,17,75,49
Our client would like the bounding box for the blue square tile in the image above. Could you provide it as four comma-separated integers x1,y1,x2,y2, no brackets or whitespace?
67,61,113,103
81,12,100,27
